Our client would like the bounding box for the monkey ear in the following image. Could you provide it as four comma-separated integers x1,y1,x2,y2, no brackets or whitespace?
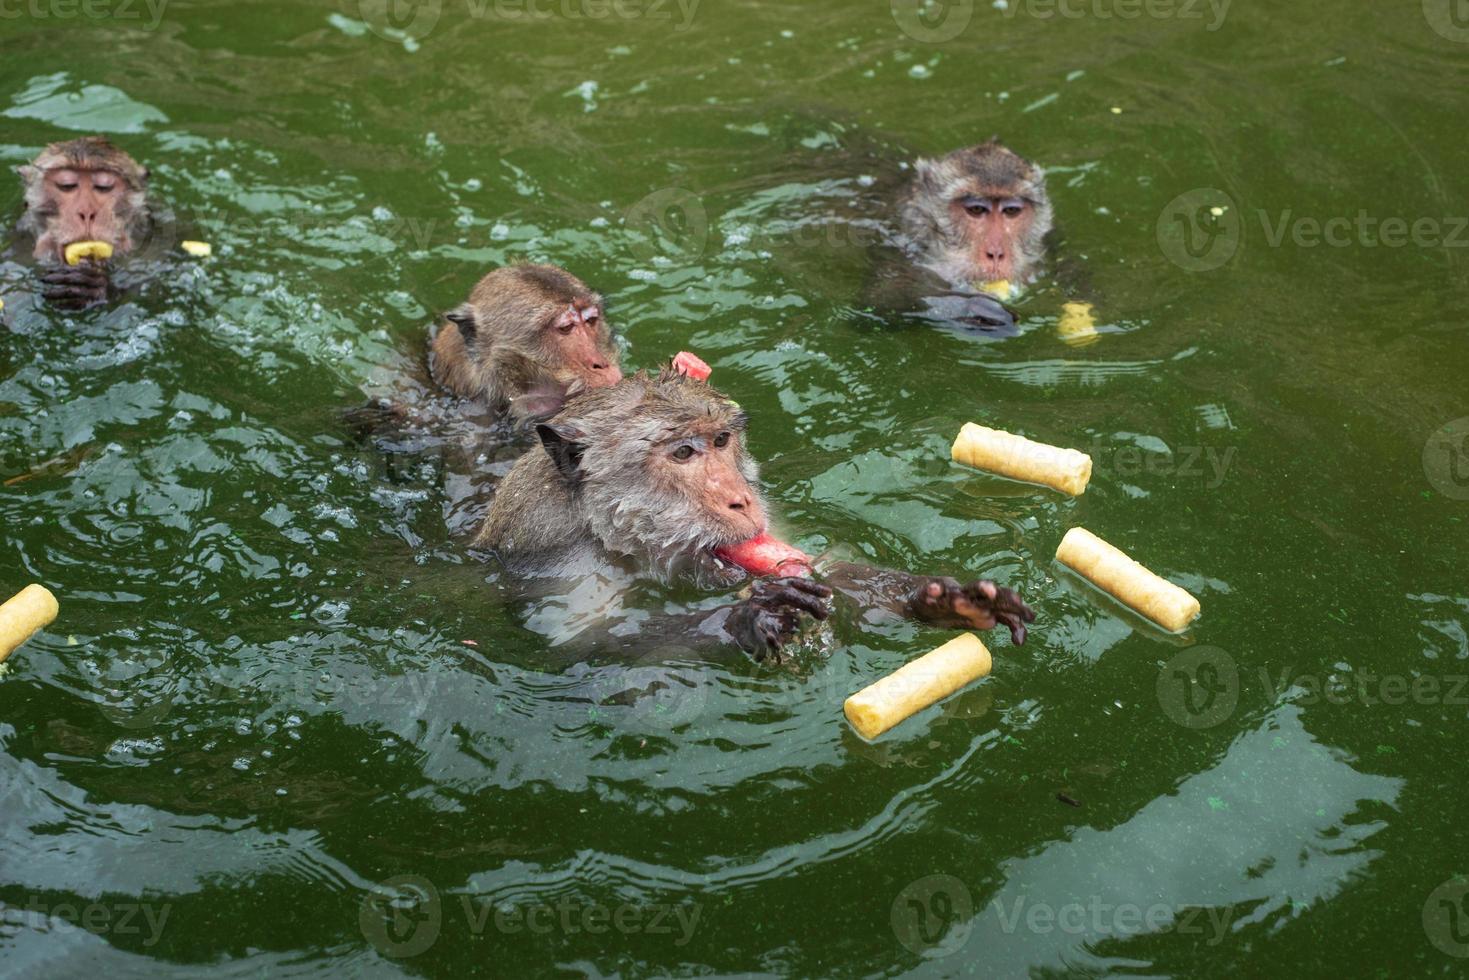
446,305,477,344
536,422,587,482
16,165,37,182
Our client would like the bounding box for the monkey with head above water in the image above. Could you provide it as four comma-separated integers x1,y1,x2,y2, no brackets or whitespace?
348,263,625,535
867,138,1057,333
11,136,154,309
430,263,623,425
478,366,1035,661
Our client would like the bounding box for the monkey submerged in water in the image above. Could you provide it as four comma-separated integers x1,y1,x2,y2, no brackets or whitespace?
11,136,154,309
869,138,1054,333
478,366,1035,662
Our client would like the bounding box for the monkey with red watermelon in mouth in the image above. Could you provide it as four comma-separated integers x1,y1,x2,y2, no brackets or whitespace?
478,352,1033,662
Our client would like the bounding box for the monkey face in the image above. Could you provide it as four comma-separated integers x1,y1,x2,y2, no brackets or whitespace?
902,140,1054,288
538,299,623,393
31,166,133,261
952,193,1036,283
536,372,766,586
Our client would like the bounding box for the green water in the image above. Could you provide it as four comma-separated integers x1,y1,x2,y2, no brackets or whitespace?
2,1,1468,975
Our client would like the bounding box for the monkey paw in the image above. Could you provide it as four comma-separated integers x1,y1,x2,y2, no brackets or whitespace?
40,263,110,310
908,577,1036,645
726,577,833,664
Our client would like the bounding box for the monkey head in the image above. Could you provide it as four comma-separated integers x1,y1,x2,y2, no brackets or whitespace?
535,370,767,586
433,264,623,425
900,139,1053,285
16,136,151,263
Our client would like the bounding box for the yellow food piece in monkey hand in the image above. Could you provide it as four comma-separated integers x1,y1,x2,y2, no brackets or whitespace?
1058,301,1099,347
951,421,1092,496
0,584,59,664
844,633,992,740
64,241,114,266
181,240,212,258
1055,527,1200,633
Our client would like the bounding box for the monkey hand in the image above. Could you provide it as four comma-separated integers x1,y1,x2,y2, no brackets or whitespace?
726,577,833,663
907,577,1036,645
40,261,111,309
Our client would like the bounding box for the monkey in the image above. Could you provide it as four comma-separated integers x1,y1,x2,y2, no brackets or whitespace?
11,136,154,309
900,138,1054,289
477,367,1035,662
430,263,623,425
346,263,625,536
862,138,1056,335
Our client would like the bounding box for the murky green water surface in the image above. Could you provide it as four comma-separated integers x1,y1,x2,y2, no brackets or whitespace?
2,1,1467,975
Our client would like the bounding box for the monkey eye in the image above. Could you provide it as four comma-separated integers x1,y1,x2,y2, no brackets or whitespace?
671,445,696,462
962,198,991,217
713,432,731,449
56,181,78,192
556,320,576,335
1002,203,1025,218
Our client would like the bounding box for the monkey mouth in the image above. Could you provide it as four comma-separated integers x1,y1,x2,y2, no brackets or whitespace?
711,531,813,579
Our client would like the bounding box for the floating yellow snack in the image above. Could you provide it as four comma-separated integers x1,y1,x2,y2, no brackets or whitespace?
181,240,212,258
1058,301,1098,347
979,279,1013,300
0,585,59,664
64,241,113,266
951,422,1092,496
844,633,993,740
1055,527,1200,632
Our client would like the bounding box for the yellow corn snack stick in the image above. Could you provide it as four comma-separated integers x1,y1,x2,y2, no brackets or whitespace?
951,421,1093,496
1058,301,1098,347
1055,527,1200,632
64,241,114,266
181,240,212,258
0,584,59,664
844,633,993,740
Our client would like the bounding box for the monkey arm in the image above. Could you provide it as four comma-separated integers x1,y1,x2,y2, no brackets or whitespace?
820,561,1034,646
